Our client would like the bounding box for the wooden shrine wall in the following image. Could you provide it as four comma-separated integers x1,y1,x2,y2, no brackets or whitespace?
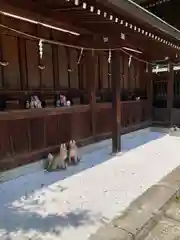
0,17,146,107
0,100,149,171
152,70,180,125
0,19,150,171
0,35,145,91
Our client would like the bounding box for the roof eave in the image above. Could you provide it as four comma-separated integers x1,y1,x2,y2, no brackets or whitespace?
97,0,180,41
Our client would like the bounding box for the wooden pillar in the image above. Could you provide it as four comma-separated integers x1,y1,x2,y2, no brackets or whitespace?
147,64,153,121
52,45,59,90
18,38,28,90
86,51,96,139
167,62,174,126
111,51,121,153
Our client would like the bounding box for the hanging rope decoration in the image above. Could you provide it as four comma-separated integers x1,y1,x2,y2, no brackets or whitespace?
39,39,43,59
0,50,9,67
38,39,45,70
155,65,159,74
168,63,171,72
0,60,9,67
0,22,173,74
77,48,84,65
108,49,112,63
0,22,166,67
128,55,132,67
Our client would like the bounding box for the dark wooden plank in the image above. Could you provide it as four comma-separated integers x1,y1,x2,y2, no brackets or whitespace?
58,113,72,143
2,35,21,89
78,52,85,90
69,48,79,89
129,59,135,89
52,45,59,89
111,51,121,153
45,115,59,147
96,103,112,134
9,119,29,155
94,53,99,91
146,64,153,121
41,43,54,89
26,40,40,89
30,117,45,151
120,54,124,89
58,46,68,88
0,33,4,88
18,38,28,89
136,61,140,88
0,120,11,160
71,110,91,140
100,53,109,89
97,54,102,90
86,51,96,139
167,62,174,126
124,55,128,89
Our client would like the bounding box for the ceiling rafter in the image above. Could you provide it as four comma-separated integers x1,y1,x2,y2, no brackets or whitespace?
0,0,179,61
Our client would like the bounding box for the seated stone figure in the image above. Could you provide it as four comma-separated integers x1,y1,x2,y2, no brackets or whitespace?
30,95,42,109
68,140,80,165
45,144,68,171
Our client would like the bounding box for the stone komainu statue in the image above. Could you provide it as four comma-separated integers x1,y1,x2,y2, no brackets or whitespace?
68,140,80,165
45,144,68,171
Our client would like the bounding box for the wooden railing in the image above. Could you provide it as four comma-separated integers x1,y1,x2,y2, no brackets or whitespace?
0,100,149,171
122,100,149,128
95,100,149,135
96,103,112,135
0,106,91,170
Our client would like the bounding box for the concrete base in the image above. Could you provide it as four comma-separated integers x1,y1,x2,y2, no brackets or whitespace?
1,128,180,240
0,160,44,183
150,127,171,134
89,166,180,240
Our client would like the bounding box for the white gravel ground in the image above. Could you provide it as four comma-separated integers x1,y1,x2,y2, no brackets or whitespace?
0,129,180,240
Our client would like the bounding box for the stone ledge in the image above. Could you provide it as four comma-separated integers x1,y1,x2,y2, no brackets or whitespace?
165,200,180,222
150,127,171,134
143,217,180,240
157,166,180,192
112,185,175,237
89,224,133,240
89,167,180,240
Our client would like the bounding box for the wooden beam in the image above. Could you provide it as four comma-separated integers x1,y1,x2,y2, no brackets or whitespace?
147,64,153,121
52,44,59,90
86,50,96,139
167,61,174,126
0,1,178,61
111,51,121,153
18,37,28,90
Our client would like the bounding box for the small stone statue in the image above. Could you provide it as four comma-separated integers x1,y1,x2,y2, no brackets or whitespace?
34,96,42,108
45,144,68,171
56,99,61,107
172,125,179,131
30,96,35,108
30,96,42,109
170,125,180,137
60,95,67,106
25,100,30,109
68,140,80,165
66,100,71,107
